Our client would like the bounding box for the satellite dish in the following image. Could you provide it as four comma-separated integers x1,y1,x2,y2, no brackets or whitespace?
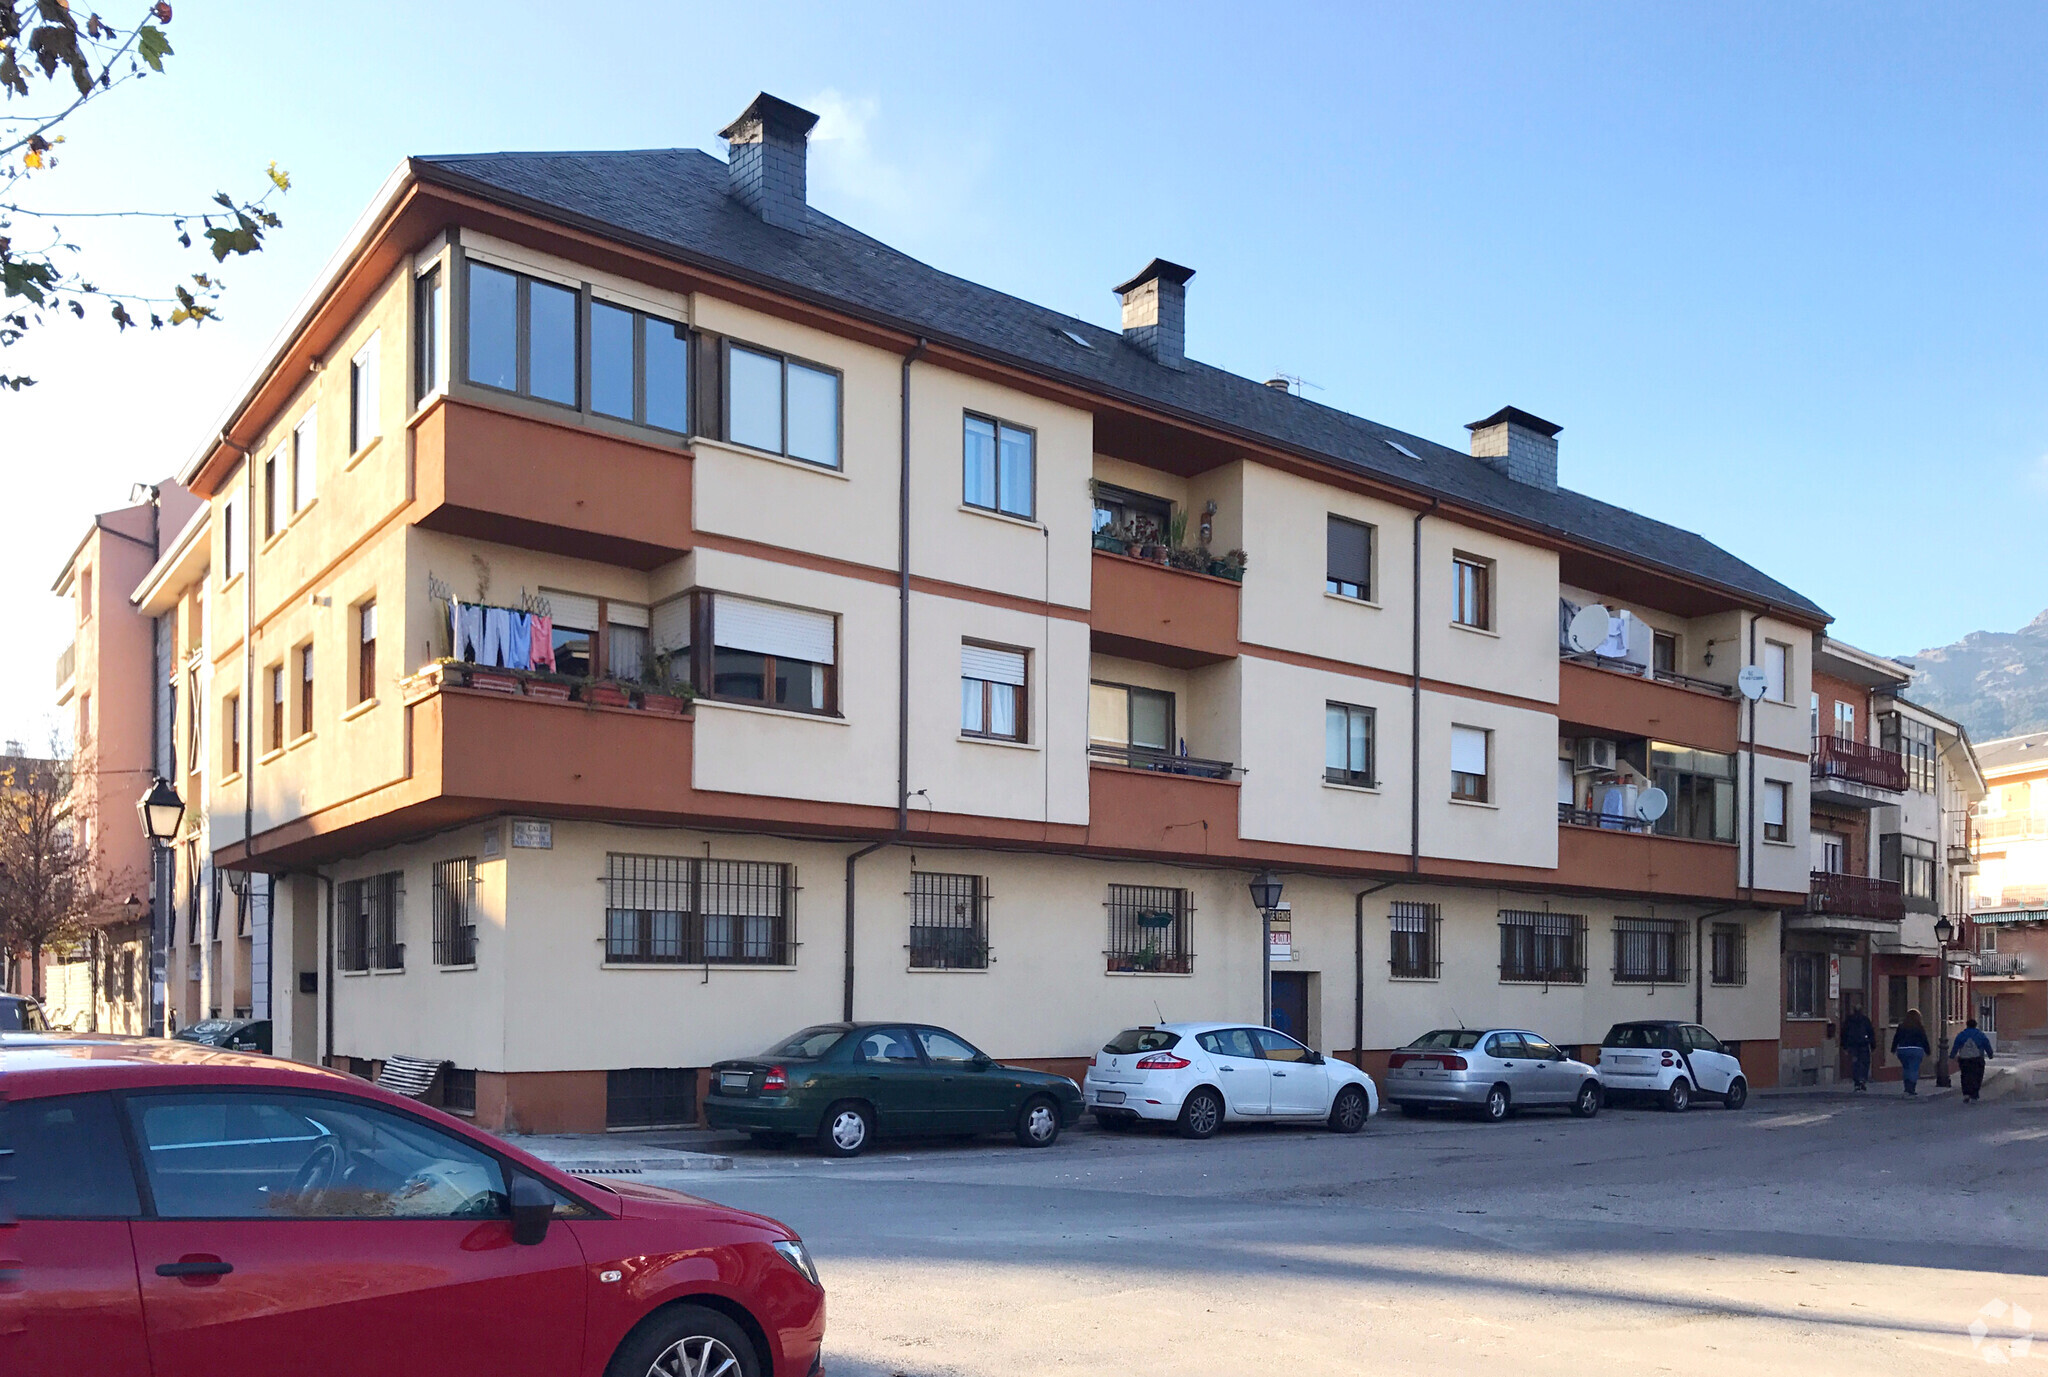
1736,665,1769,701
1634,787,1670,823
1566,604,1611,655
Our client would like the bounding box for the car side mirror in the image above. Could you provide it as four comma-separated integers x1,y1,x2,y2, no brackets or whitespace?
969,1053,994,1071
509,1175,553,1246
1310,1052,1325,1066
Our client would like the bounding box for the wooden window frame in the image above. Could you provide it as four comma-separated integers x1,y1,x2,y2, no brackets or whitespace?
1451,725,1490,803
1763,779,1788,842
224,693,241,776
356,600,378,706
267,664,285,752
961,640,1028,743
689,591,840,718
1452,553,1492,629
296,642,314,740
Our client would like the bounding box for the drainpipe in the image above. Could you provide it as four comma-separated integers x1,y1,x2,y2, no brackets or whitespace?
897,337,927,834
1354,880,1401,1066
1745,613,1758,900
1692,906,1736,1023
1409,500,1439,874
313,870,334,1067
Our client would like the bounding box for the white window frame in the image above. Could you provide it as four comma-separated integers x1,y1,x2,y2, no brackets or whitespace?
350,332,381,455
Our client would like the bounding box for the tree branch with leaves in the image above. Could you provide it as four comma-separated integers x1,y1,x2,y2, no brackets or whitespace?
2,2,289,392
0,745,108,1003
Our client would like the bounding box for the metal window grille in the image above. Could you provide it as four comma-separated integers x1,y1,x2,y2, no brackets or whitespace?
1612,917,1689,984
433,858,479,966
1498,910,1585,984
441,1068,478,1115
1711,923,1747,986
605,854,797,965
909,872,988,970
1106,884,1193,974
339,872,405,972
606,1067,697,1129
1389,902,1442,978
338,878,367,972
1788,952,1826,1017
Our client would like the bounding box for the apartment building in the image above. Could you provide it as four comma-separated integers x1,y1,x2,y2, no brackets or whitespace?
41,482,198,1031
1783,638,1984,1083
159,94,1826,1131
1965,732,2048,1039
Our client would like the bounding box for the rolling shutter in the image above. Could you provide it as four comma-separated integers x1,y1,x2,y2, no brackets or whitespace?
714,595,836,665
607,601,650,629
540,590,599,632
1451,726,1489,776
650,597,692,653
960,644,1025,686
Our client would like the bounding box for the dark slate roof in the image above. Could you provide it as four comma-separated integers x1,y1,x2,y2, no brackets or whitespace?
413,147,1828,623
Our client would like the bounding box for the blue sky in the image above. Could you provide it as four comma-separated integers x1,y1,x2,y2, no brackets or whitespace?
8,2,2046,746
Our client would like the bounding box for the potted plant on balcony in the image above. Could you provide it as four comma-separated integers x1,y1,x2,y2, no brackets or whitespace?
637,652,692,716
467,663,521,695
580,677,635,710
521,670,574,703
1206,549,1248,582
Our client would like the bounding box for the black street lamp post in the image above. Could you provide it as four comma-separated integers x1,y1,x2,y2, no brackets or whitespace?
1249,871,1284,1028
1934,915,1955,1089
136,776,184,1037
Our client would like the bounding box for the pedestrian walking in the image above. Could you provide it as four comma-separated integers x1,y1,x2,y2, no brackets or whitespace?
1951,1018,1995,1102
1892,1009,1932,1095
1841,1005,1875,1091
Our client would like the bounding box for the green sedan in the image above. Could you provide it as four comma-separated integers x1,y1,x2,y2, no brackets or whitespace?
704,1023,1085,1157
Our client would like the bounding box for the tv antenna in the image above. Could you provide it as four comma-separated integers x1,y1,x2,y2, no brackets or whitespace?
1270,373,1323,397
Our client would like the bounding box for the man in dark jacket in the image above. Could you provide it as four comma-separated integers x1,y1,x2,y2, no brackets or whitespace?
1952,1019,1995,1102
1841,1005,1876,1091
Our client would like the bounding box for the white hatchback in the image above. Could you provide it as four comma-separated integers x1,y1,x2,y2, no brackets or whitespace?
1597,1020,1749,1111
1083,1022,1379,1138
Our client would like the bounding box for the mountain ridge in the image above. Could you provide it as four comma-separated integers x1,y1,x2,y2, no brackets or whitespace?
1897,606,2048,742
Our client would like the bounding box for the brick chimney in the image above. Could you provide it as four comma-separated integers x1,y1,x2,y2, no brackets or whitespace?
1465,407,1561,491
1114,259,1196,370
720,93,821,233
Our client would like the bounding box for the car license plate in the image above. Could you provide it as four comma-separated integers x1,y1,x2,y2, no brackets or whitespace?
720,1072,752,1091
1096,1090,1125,1105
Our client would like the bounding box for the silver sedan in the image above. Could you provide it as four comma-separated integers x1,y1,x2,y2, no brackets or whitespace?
1384,1028,1603,1122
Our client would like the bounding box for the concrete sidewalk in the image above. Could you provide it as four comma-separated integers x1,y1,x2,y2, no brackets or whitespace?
504,1132,736,1173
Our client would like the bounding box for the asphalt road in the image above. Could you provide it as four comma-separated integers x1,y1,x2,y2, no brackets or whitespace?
625,1091,2048,1376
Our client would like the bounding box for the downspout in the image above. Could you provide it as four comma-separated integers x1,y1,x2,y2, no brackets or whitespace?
1409,500,1439,874
848,337,926,1025
1692,906,1736,1023
314,870,334,1067
1745,613,1758,900
1354,880,1401,1066
146,487,165,1037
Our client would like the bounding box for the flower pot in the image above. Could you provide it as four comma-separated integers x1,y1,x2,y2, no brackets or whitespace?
522,680,572,703
639,691,688,716
583,683,633,709
468,670,520,694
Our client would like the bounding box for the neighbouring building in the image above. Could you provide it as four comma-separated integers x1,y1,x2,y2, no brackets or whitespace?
157,94,1829,1131
41,482,198,1031
1965,732,2048,1041
1782,638,1984,1084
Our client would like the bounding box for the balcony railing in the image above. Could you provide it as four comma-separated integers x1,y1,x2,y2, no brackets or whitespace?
1972,952,2028,978
1811,735,1909,792
1805,870,1905,922
1087,742,1237,780
54,640,75,690
1977,811,2048,844
1559,650,1735,697
1946,810,1979,865
1558,802,1653,834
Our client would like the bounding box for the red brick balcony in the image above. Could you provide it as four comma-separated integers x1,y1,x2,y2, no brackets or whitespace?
1811,734,1909,794
1090,551,1240,668
1805,870,1904,922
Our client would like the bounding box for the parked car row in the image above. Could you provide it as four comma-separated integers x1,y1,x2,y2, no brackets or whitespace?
1383,1019,1749,1119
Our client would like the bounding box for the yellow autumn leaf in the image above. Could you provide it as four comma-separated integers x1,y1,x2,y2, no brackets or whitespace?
24,150,43,169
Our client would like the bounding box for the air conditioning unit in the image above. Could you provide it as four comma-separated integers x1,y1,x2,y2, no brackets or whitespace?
1574,738,1618,773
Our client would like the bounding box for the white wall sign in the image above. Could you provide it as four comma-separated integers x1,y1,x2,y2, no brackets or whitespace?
1828,954,1841,1000
511,820,553,850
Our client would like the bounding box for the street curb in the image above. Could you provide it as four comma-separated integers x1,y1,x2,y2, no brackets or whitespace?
540,1152,735,1173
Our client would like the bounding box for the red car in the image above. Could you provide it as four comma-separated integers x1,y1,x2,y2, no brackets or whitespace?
0,1035,825,1376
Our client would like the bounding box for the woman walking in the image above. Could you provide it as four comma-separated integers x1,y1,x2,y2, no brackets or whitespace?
1892,1009,1932,1095
1952,1018,1995,1102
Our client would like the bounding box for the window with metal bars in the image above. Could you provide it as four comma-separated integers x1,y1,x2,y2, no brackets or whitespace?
604,854,796,965
441,1068,477,1115
1498,910,1585,984
1389,902,1441,979
606,1068,696,1129
1612,916,1689,984
1105,884,1193,974
339,872,404,972
1711,923,1747,986
433,858,478,966
909,872,988,970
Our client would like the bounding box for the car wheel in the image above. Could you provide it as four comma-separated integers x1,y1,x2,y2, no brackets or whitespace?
1178,1087,1223,1140
1398,1102,1430,1118
1571,1080,1602,1118
1329,1085,1369,1134
1481,1084,1512,1123
1664,1079,1692,1113
1094,1112,1134,1132
1016,1095,1061,1148
819,1100,874,1157
1722,1077,1747,1111
605,1302,762,1377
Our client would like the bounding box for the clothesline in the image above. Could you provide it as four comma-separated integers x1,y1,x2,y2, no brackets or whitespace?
450,597,556,672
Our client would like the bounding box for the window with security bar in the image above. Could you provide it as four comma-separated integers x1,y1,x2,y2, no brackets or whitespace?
1613,916,1689,984
339,872,405,972
910,871,988,970
1711,923,1747,986
1498,910,1584,984
1389,902,1441,979
433,858,478,966
605,854,796,965
1106,884,1193,974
